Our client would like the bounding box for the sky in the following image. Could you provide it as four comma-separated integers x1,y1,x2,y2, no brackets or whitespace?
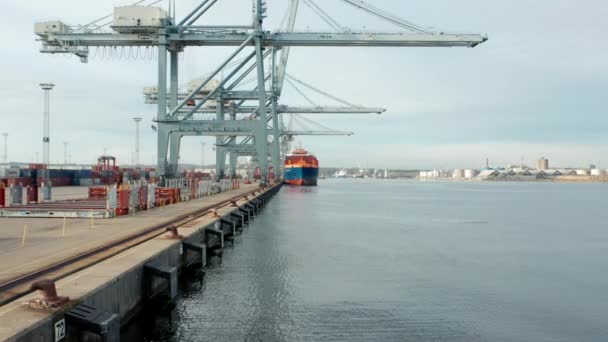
1,0,607,169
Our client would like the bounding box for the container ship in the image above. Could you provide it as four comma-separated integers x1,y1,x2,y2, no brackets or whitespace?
284,148,319,186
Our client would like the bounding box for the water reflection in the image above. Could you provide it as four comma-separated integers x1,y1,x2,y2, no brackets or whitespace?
124,180,608,341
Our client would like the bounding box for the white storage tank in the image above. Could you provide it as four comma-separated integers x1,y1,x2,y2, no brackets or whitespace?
113,6,168,32
464,169,477,178
576,169,589,176
453,169,465,178
590,169,603,176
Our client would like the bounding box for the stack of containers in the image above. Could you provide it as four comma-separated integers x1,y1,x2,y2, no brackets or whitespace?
48,169,74,186
75,168,93,186
92,167,102,185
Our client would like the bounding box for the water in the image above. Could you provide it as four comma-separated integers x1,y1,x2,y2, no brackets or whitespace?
125,180,608,341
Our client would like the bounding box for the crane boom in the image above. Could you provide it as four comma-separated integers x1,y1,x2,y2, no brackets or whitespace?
39,31,486,59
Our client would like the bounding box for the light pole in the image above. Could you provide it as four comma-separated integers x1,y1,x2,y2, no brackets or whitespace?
133,117,142,168
63,141,68,164
201,142,206,171
1,133,7,163
40,83,55,167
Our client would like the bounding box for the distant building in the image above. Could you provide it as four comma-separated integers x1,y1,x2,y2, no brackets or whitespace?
536,157,549,170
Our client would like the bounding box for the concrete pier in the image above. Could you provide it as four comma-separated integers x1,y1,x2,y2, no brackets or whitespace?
0,183,281,342
0,184,257,285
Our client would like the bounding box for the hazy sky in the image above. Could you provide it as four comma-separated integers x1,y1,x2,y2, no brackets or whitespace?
1,0,607,169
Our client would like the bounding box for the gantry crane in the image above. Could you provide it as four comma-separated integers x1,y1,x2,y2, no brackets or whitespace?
142,67,384,178
34,0,486,184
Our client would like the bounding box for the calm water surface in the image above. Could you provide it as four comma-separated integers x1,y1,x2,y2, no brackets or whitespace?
125,180,608,341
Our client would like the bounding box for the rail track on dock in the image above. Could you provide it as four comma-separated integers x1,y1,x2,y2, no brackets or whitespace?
0,183,280,307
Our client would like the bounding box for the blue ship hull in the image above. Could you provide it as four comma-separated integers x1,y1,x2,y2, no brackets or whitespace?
284,166,319,186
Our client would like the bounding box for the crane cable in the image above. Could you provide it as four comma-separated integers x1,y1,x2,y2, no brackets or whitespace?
339,0,431,34
301,0,344,32
285,73,360,108
292,114,345,135
285,78,318,107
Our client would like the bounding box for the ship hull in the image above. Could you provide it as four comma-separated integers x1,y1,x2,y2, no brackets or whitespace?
284,166,319,186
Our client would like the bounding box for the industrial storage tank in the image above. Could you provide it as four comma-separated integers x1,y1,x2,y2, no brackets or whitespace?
590,169,603,176
576,169,590,176
536,157,549,171
464,169,477,178
453,169,465,178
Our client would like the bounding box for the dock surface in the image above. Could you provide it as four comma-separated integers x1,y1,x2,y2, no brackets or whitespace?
0,184,258,285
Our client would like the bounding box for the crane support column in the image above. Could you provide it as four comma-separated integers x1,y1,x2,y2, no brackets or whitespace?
254,36,269,185
229,152,238,178
215,94,226,179
168,133,182,175
229,111,238,178
270,49,281,178
157,30,169,178
167,49,180,175
169,50,179,111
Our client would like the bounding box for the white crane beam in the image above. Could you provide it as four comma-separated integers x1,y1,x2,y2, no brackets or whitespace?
41,31,486,50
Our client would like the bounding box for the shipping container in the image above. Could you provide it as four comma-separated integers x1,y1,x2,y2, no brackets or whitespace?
5,177,34,187
29,163,46,170
5,169,20,178
75,178,93,186
74,169,93,179
50,177,72,187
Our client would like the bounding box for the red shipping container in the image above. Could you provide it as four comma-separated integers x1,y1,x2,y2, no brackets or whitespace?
0,183,5,208
29,163,47,170
116,185,130,216
26,186,38,204
89,187,108,200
